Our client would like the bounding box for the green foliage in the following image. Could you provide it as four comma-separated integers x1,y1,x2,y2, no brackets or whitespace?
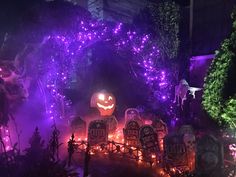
202,8,236,129
148,0,180,60
222,99,236,128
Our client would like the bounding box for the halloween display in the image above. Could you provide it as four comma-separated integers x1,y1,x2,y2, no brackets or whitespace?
0,4,235,177
90,91,116,116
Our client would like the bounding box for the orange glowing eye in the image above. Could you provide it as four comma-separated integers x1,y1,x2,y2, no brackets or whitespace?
108,96,113,100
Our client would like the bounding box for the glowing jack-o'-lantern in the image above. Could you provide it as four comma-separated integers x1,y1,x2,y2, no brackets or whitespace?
90,91,116,116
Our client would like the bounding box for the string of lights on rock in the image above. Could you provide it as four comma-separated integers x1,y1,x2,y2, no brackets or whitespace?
40,20,173,120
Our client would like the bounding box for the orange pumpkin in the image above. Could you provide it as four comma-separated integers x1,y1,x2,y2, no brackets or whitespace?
90,91,116,116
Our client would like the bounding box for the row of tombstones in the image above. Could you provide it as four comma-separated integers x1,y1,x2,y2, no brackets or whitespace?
87,118,223,177
70,107,224,177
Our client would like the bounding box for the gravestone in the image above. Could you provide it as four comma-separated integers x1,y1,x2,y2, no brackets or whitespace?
179,125,194,135
103,115,118,134
139,125,159,154
152,119,168,151
88,120,108,146
196,135,223,177
125,108,141,123
70,116,86,137
123,119,141,147
163,134,188,170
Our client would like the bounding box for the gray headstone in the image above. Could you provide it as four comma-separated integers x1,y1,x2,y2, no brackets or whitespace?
196,135,224,177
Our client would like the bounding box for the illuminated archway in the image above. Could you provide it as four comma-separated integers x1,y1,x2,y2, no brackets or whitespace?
36,20,174,120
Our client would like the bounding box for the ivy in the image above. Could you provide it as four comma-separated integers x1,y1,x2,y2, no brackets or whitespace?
148,0,180,60
202,8,236,129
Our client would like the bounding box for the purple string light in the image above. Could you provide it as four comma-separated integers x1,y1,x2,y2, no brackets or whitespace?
37,20,173,121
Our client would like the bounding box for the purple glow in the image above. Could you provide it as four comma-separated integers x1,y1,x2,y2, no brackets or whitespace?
22,19,175,122
190,54,214,61
0,126,12,151
162,96,167,100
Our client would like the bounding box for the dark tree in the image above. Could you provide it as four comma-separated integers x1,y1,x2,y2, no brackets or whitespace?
20,127,79,177
68,133,76,167
48,125,61,161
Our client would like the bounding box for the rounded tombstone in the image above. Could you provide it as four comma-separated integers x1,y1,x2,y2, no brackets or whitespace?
200,152,219,171
139,125,159,154
88,119,108,146
152,119,168,151
70,115,86,138
125,108,141,123
196,135,223,176
152,119,168,138
179,125,194,135
123,119,142,147
103,115,118,134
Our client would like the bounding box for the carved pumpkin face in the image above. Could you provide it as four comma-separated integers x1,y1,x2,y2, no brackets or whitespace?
90,91,116,116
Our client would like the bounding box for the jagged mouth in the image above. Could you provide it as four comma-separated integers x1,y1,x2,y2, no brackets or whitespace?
97,103,114,110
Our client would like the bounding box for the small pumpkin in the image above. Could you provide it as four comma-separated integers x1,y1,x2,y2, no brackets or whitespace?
90,91,116,116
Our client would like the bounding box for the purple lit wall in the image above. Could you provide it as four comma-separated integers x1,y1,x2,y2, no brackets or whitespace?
190,54,214,86
189,54,215,128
